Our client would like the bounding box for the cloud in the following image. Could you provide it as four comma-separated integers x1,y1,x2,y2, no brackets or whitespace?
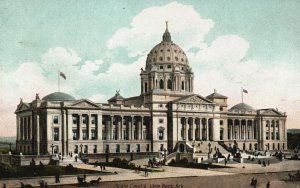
107,1,215,57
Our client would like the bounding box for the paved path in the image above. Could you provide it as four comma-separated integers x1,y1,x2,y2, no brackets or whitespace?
1,160,300,187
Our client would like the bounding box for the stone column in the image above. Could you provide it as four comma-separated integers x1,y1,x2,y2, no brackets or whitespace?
185,118,188,141
199,118,202,141
273,121,276,140
28,117,31,140
137,118,141,140
141,116,144,140
118,117,122,140
79,115,82,140
131,116,134,140
88,114,92,140
206,119,209,141
192,118,196,140
109,116,113,140
67,113,72,141
36,115,40,155
97,114,102,140
16,116,20,140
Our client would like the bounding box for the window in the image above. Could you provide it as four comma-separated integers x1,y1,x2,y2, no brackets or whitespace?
159,119,164,123
82,130,87,140
91,116,96,124
159,79,164,89
146,144,150,152
116,144,120,153
158,128,164,140
276,132,279,140
220,120,223,125
93,145,97,153
72,116,77,124
167,79,172,89
167,57,171,61
266,133,269,140
136,144,140,152
53,128,59,141
91,129,96,140
160,144,164,151
175,56,178,61
84,145,88,153
159,57,163,61
72,129,78,140
220,107,223,111
181,81,184,90
144,82,148,93
53,116,59,124
127,144,131,153
160,65,163,69
74,145,78,154
82,116,87,124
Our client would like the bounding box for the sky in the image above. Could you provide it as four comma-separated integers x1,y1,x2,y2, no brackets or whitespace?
0,0,300,137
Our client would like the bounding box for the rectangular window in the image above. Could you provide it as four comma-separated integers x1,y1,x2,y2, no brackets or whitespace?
146,144,150,152
266,132,269,140
82,116,87,124
53,128,59,141
82,130,87,140
159,129,164,140
220,120,223,125
91,116,96,124
160,65,163,69
91,129,96,140
53,116,59,124
93,145,97,153
136,144,140,152
116,144,120,153
72,129,78,140
276,132,279,140
127,144,130,153
72,116,77,124
220,107,223,111
84,145,88,153
160,144,164,151
74,145,78,154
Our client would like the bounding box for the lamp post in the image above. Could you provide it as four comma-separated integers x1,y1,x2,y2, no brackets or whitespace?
208,142,211,158
51,144,54,155
80,144,83,153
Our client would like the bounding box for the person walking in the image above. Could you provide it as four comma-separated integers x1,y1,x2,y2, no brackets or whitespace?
144,167,148,177
266,181,270,188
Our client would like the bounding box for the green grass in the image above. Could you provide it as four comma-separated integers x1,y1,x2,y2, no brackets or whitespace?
0,164,107,179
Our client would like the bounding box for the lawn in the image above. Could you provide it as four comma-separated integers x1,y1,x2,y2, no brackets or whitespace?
0,163,107,179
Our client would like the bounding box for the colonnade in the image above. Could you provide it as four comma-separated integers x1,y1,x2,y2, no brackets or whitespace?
228,119,256,140
180,117,213,141
102,115,150,140
17,116,32,141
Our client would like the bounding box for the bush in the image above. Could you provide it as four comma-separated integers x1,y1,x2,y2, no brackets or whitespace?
178,158,189,165
112,158,122,166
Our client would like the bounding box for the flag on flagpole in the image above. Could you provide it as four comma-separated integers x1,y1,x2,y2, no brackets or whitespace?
243,89,248,94
60,72,66,80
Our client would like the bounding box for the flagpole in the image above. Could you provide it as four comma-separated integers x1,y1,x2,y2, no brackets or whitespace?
241,87,243,104
58,70,60,92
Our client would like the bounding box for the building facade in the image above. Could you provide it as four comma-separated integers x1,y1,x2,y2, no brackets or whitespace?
15,26,287,156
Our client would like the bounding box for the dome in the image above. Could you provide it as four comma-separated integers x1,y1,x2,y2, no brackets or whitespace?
42,92,76,101
230,103,254,111
145,24,188,70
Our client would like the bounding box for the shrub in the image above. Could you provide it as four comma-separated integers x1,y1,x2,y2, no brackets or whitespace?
178,158,189,165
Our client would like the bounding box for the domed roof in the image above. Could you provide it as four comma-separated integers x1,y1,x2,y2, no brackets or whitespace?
146,23,188,69
230,103,254,111
42,92,76,101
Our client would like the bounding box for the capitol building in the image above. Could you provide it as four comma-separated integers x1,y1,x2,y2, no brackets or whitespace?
15,25,287,157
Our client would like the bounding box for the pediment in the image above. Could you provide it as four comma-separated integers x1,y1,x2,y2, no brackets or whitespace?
15,103,30,112
174,94,213,104
69,99,100,108
261,109,282,116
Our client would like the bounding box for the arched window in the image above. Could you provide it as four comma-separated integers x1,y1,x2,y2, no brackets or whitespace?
159,79,164,89
167,79,172,89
